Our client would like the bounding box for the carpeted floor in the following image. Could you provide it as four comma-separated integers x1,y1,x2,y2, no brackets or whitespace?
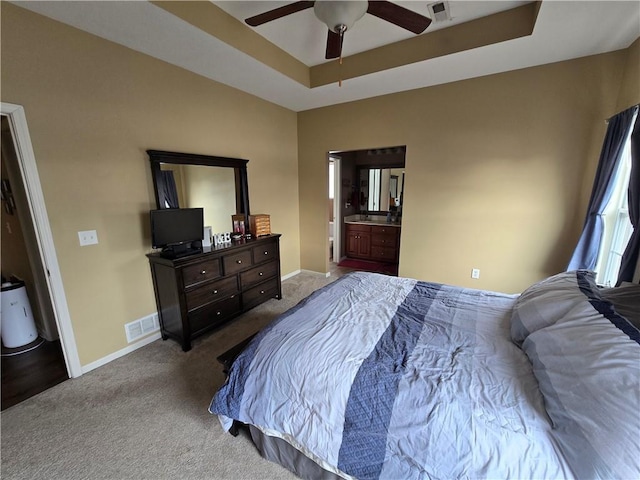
0,268,350,480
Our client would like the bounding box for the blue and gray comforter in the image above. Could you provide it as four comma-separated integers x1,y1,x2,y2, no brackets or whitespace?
210,271,639,479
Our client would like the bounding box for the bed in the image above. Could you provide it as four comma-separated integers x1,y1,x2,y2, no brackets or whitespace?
209,270,640,479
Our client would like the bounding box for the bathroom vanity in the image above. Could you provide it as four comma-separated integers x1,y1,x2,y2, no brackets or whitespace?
344,215,401,263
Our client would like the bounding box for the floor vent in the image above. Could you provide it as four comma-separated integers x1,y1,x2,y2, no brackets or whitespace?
125,313,159,343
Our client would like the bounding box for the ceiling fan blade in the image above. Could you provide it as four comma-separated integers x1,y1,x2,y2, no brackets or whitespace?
366,1,432,34
325,30,343,60
245,1,314,27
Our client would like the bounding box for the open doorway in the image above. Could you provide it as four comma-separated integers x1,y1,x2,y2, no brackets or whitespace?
1,117,68,409
1,103,81,409
328,146,405,276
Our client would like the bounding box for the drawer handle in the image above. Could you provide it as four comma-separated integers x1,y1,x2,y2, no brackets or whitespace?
201,270,206,275
264,251,269,255
212,289,218,295
259,272,264,276
236,260,242,264
260,290,265,294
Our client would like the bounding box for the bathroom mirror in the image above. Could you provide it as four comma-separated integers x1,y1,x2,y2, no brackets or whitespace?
357,167,405,214
148,150,250,234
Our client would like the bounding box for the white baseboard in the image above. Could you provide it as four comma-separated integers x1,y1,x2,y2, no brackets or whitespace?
282,270,301,281
301,269,331,278
283,269,330,280
81,331,161,375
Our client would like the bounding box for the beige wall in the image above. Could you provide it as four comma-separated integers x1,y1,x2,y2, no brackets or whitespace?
1,4,300,366
616,37,640,113
299,49,638,293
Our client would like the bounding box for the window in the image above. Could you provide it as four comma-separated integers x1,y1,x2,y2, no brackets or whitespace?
329,161,335,200
595,112,637,286
368,168,381,211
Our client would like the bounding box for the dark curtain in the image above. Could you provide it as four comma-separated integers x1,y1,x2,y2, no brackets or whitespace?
568,106,638,271
617,113,640,284
160,170,179,209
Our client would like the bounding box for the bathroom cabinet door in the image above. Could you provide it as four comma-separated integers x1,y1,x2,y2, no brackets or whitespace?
345,224,371,259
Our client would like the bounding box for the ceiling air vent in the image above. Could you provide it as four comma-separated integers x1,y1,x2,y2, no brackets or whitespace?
427,1,451,22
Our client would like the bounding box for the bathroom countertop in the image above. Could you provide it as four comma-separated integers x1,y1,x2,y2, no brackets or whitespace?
344,215,401,227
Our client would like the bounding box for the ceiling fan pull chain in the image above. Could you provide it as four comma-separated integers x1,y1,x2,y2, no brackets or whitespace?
338,28,344,87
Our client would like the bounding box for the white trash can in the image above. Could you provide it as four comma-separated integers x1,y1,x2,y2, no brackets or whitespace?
1,281,39,348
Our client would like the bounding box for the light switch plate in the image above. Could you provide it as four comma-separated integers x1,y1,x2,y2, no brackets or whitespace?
78,230,98,246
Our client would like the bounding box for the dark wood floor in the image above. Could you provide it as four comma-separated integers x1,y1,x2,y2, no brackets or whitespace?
1,339,68,411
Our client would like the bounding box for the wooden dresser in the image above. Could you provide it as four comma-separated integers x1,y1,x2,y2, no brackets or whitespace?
147,234,281,351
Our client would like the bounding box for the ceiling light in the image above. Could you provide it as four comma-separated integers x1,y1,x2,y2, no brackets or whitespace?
314,0,368,34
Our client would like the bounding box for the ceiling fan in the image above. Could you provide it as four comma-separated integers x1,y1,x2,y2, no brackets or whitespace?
245,1,432,60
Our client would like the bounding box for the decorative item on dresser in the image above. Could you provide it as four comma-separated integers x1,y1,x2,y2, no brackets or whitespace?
249,214,271,237
147,234,281,351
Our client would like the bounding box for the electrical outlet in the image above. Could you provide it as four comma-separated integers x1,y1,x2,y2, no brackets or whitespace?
78,230,99,246
471,268,480,279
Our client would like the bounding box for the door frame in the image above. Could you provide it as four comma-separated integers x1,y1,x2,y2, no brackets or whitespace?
1,102,82,378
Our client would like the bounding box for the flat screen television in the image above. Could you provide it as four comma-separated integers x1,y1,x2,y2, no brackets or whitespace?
150,208,204,257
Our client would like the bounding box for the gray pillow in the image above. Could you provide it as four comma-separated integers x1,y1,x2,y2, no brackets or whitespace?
510,270,596,345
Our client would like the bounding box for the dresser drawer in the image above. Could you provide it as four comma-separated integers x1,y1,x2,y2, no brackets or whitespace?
370,246,398,261
223,250,252,275
189,294,241,335
371,233,397,248
240,260,278,289
371,225,397,235
243,278,279,310
182,258,221,288
185,276,239,311
252,241,278,263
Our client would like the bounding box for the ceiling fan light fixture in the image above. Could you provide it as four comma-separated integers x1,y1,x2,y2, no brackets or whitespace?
314,0,368,33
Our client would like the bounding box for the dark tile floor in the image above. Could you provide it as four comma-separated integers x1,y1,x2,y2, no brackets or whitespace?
1,338,68,411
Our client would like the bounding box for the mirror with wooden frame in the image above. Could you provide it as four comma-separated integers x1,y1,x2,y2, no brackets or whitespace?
148,150,250,234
